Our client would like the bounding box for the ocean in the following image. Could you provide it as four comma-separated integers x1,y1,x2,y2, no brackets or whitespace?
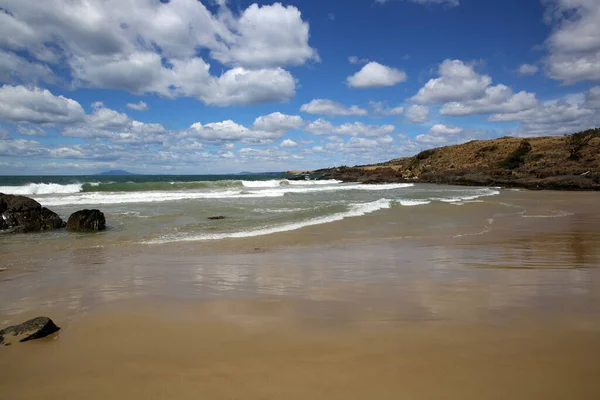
0,174,500,246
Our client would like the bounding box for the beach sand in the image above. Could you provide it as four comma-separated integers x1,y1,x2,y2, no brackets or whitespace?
1,189,599,399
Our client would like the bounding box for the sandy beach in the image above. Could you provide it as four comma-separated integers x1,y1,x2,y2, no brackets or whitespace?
1,189,600,399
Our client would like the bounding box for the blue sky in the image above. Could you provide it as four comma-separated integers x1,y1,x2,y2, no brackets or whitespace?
0,0,599,174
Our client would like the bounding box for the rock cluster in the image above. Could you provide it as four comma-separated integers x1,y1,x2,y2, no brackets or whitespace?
0,193,65,233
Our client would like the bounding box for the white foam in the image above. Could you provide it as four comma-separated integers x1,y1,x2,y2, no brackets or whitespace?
241,180,283,188
0,183,83,195
36,183,415,206
241,179,342,188
253,207,312,214
37,190,275,206
398,199,431,206
433,189,500,203
146,199,392,244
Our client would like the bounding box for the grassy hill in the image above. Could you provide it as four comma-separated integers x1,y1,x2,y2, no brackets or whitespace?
308,129,600,190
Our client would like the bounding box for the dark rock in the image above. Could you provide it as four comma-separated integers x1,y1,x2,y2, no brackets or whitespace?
208,216,226,220
0,317,60,346
41,207,67,230
0,193,66,233
67,209,106,232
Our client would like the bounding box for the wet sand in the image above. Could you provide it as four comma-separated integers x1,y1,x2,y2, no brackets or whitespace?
2,300,600,400
1,189,600,398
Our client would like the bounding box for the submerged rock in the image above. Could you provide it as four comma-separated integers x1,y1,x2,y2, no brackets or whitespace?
0,317,60,346
67,209,106,232
0,193,66,233
208,216,226,220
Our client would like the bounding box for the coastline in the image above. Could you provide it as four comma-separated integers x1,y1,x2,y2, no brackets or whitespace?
303,132,600,191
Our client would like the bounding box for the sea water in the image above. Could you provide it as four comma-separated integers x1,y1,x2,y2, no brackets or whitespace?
0,174,499,246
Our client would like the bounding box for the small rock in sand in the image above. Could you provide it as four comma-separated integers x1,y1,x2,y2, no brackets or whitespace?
0,317,60,346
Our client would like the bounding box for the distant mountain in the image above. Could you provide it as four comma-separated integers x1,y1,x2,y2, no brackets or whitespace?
96,170,136,176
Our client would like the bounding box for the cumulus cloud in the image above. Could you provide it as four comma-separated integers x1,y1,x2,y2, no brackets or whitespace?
414,124,485,145
127,101,149,111
186,120,283,143
405,105,429,123
304,119,395,137
0,139,48,157
300,99,368,117
17,125,47,137
411,60,539,117
253,112,304,132
0,0,316,106
211,3,319,68
411,60,491,104
543,0,600,83
347,62,407,88
440,85,539,116
280,139,299,148
370,102,404,116
517,64,539,76
0,50,54,85
489,87,600,136
0,85,85,124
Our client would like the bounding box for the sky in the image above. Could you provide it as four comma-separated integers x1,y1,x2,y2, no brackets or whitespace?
1,0,600,175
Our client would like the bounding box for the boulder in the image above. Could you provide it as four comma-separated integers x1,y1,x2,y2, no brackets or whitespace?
0,317,60,346
0,193,66,233
67,209,106,232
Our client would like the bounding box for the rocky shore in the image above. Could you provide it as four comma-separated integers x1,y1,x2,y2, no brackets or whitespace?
301,130,600,191
0,193,106,233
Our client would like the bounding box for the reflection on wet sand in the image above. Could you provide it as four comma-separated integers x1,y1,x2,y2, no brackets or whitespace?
0,190,599,399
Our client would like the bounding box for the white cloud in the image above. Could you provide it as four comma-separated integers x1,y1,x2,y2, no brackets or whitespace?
370,102,404,116
584,86,600,109
187,120,283,143
127,101,149,111
280,139,299,148
304,119,395,137
0,85,85,124
17,125,47,137
0,50,54,84
0,128,9,140
414,124,485,145
411,59,491,104
212,3,319,68
253,112,304,132
429,124,463,135
0,0,315,106
347,62,407,89
348,56,369,65
322,135,395,155
440,85,539,116
300,99,368,117
220,151,235,159
405,105,429,123
0,139,47,157
489,92,600,136
517,64,539,76
543,0,600,83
